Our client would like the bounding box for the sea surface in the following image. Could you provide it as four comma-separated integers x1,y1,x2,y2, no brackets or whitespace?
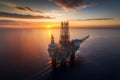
0,28,120,80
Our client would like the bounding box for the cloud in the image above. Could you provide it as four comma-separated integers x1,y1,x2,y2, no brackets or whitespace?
0,20,26,25
14,6,44,13
0,11,53,19
0,20,58,28
71,18,115,21
0,1,43,13
50,0,96,11
0,1,16,7
0,20,30,28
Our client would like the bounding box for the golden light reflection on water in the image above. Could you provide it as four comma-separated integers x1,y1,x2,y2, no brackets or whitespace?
48,29,52,38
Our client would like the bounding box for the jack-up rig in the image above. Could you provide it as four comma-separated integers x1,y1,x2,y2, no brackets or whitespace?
48,21,89,67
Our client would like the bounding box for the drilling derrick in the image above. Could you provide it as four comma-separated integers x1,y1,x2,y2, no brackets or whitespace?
59,21,70,66
60,21,70,46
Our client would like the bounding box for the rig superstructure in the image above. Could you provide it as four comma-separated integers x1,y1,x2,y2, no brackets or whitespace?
48,21,89,67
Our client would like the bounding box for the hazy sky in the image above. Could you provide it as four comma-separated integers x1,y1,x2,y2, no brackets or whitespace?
0,0,120,28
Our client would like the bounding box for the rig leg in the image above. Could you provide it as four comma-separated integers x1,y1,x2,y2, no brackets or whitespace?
52,58,56,69
70,53,75,64
61,58,66,67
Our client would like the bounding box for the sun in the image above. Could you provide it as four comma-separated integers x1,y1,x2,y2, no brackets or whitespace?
47,25,51,29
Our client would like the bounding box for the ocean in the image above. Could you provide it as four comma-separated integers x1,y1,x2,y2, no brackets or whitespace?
0,28,120,80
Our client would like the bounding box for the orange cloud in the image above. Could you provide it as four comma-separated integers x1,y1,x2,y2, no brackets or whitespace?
0,1,44,14
14,6,44,14
0,20,59,28
0,11,54,19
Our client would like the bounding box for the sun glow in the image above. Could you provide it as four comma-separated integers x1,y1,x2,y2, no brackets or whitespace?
47,25,51,29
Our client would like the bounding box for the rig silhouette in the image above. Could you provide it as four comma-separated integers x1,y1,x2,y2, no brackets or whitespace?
48,21,89,67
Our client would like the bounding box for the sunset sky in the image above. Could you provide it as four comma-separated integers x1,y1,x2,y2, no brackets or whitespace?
0,0,120,28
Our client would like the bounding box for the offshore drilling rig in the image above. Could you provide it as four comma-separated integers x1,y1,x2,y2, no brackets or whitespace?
48,21,89,67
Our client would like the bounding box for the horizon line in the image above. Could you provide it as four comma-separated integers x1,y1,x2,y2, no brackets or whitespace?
0,26,120,29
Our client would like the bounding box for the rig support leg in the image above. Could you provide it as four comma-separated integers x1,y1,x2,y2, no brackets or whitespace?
70,53,75,64
61,57,66,67
52,58,56,69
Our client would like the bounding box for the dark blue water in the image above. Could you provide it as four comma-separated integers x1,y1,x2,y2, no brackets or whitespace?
0,28,120,80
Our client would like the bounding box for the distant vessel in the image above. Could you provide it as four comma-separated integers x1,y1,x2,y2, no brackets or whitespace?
48,21,89,67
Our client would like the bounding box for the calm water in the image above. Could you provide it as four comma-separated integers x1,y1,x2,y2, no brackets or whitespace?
0,28,120,80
